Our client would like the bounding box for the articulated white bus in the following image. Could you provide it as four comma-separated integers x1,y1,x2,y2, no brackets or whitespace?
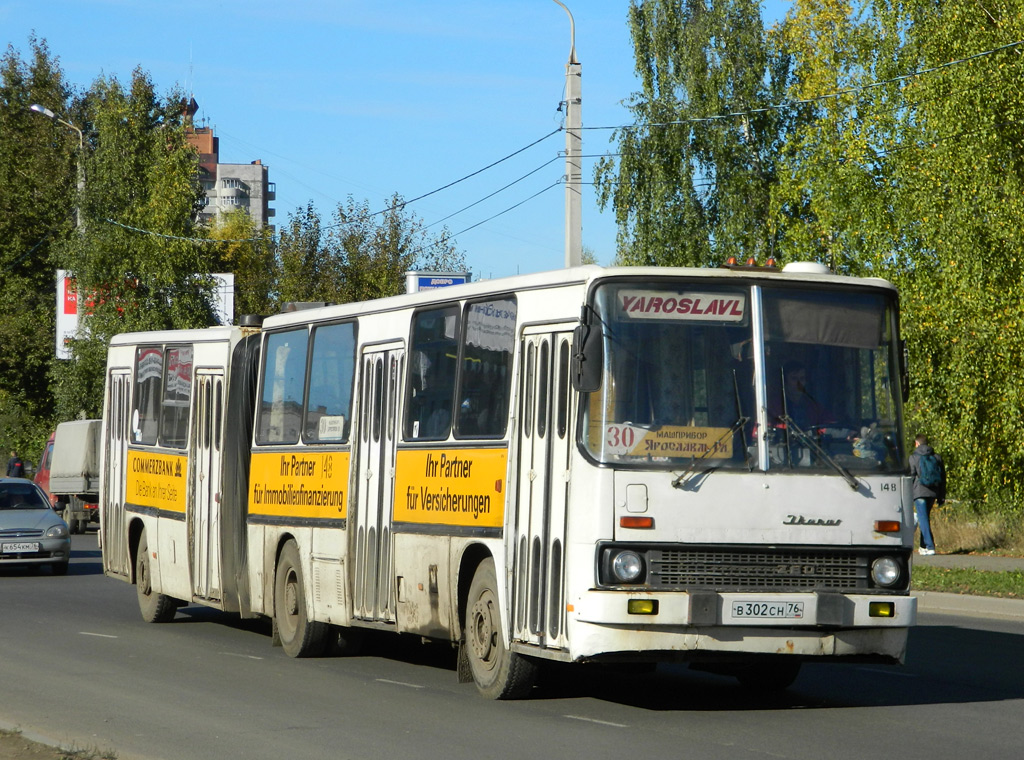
100,263,916,698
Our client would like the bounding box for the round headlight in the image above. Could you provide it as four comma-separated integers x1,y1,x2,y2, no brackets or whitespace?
46,523,69,539
612,550,644,583
871,556,902,587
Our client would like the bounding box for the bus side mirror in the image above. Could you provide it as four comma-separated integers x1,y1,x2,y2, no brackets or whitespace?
900,339,910,403
571,322,602,393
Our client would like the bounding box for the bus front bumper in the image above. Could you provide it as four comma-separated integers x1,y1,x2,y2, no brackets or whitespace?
563,590,916,662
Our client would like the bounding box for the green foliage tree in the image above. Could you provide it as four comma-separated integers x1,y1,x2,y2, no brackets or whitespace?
277,201,338,305
596,0,790,266
209,208,276,317
51,70,217,419
607,0,1024,509
330,194,465,303
883,0,1024,507
279,195,466,306
0,37,74,457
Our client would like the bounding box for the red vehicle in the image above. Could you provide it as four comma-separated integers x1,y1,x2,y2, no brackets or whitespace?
33,431,57,506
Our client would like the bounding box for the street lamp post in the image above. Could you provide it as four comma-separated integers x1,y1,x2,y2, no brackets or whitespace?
31,103,86,352
30,104,85,231
552,0,582,268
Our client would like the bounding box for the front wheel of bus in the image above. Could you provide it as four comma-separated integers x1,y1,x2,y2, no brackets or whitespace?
274,540,329,658
136,531,177,623
465,558,537,699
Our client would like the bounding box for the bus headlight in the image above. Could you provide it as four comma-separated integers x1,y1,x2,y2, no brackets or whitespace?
612,550,644,583
871,556,902,587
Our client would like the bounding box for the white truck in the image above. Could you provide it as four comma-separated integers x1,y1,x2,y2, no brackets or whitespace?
47,420,102,534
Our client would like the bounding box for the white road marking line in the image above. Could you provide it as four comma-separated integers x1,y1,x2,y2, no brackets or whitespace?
564,715,629,728
220,652,264,660
376,679,425,689
79,632,118,639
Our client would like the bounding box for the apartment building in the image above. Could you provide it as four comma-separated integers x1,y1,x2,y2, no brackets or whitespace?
186,117,275,229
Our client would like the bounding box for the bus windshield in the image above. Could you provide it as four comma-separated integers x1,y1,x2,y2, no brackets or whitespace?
582,281,905,474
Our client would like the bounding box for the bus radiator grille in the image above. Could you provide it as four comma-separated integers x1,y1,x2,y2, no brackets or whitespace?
649,549,869,592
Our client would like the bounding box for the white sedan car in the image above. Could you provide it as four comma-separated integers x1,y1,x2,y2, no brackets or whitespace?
0,477,71,575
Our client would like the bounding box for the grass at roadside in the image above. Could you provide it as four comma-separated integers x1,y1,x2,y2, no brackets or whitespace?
912,565,1024,599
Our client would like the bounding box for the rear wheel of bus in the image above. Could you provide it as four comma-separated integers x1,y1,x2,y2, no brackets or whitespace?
464,557,537,699
136,529,177,623
274,539,329,657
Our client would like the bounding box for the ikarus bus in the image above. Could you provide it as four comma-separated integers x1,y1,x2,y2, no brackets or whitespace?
99,263,916,699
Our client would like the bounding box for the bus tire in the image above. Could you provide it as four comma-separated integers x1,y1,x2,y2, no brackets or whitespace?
465,557,537,699
274,540,329,658
136,531,177,623
735,660,801,692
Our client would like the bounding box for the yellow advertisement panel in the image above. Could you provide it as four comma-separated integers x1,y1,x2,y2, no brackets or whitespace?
393,448,507,529
127,449,188,514
249,450,350,520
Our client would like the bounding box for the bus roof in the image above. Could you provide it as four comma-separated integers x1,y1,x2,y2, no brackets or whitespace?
260,263,897,331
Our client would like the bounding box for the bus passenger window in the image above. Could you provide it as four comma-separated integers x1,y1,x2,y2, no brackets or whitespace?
455,298,516,438
257,329,308,445
160,345,192,449
133,346,163,445
405,306,459,440
305,322,356,443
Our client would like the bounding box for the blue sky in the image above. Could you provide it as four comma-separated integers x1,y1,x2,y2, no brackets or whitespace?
3,1,788,282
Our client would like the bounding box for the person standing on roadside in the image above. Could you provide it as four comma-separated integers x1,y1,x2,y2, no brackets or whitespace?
6,450,25,478
909,434,946,555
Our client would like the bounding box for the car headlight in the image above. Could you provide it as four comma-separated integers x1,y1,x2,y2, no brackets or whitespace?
612,550,644,583
871,556,902,587
46,524,69,539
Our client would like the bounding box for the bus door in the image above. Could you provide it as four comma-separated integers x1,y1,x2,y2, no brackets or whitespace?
513,327,575,651
103,368,132,578
190,369,224,601
352,344,402,623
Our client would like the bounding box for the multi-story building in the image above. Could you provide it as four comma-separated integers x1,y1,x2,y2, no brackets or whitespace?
185,106,275,229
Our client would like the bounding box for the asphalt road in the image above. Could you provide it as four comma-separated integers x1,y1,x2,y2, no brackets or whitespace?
2,533,1023,760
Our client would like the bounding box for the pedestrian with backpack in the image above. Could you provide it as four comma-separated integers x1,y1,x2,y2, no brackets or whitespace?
910,434,946,555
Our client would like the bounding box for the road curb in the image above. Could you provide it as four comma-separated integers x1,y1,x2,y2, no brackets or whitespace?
914,590,1024,620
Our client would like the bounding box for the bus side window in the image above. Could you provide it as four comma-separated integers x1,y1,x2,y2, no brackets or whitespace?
133,346,163,444
305,321,356,443
456,297,516,438
160,345,193,449
405,306,459,440
257,329,309,445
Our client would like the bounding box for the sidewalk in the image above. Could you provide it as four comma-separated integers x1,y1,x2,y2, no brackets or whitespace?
912,552,1024,621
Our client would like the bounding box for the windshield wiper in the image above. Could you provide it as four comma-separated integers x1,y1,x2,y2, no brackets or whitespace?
672,415,748,489
780,414,860,490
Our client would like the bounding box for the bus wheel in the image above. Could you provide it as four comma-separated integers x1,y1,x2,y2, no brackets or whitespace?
136,530,177,623
274,540,329,658
465,557,537,699
735,660,801,692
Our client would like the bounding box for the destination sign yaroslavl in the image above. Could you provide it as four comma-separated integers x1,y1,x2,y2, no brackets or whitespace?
617,290,746,321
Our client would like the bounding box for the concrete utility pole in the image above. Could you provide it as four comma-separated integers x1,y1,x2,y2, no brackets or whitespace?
553,1,582,268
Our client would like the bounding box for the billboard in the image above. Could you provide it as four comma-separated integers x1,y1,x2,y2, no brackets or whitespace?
55,271,235,359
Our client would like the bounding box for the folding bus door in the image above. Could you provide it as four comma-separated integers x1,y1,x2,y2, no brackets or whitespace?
352,344,402,624
513,326,575,652
190,369,224,602
102,369,132,578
